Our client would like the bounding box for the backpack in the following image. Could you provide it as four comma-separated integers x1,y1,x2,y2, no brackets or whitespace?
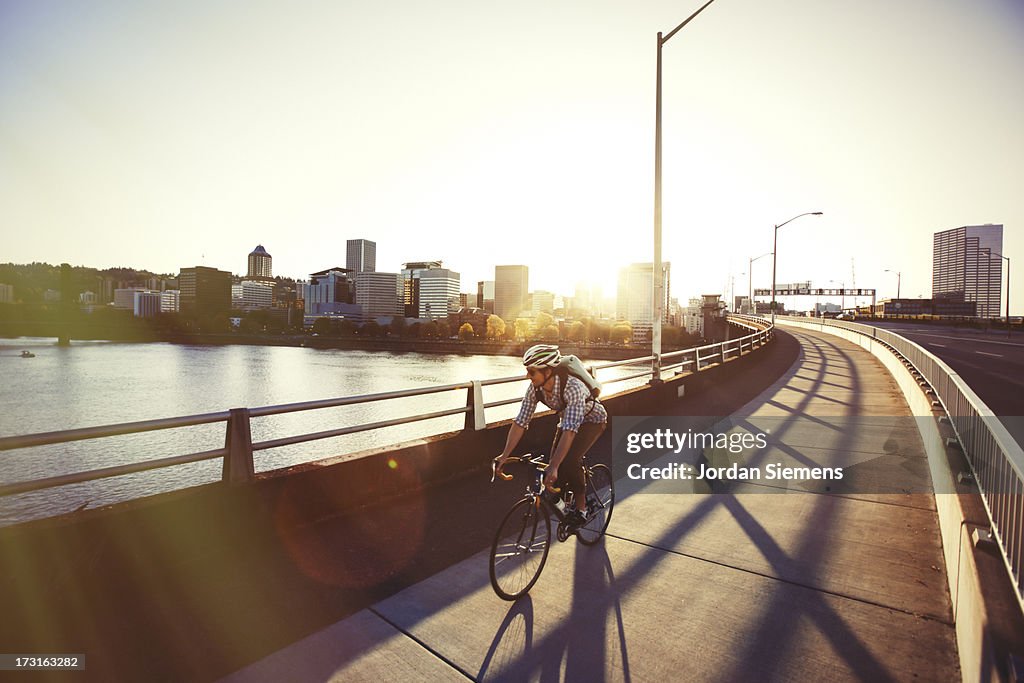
535,354,602,406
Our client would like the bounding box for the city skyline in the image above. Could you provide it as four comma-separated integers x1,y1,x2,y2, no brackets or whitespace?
2,1,1022,312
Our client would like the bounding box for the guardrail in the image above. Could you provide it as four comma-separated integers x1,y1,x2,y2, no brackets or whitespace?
0,317,772,501
779,315,1024,607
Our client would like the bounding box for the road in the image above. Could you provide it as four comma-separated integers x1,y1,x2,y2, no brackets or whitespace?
869,321,1024,447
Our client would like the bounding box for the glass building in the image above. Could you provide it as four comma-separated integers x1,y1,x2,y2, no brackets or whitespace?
932,224,1003,318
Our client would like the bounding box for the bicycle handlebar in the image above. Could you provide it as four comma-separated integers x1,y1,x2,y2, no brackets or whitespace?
491,454,559,492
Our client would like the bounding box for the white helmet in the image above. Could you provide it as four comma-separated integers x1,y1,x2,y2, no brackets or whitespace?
523,344,561,368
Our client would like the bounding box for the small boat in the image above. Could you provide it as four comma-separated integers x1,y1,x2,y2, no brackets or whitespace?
20,350,35,358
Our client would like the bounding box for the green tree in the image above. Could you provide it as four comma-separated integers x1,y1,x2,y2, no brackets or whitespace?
436,320,451,339
389,316,407,337
610,322,633,344
486,314,505,340
538,324,559,341
534,312,554,333
514,318,532,340
420,321,440,338
338,319,357,337
362,320,382,337
458,322,475,340
311,317,331,335
590,320,611,343
566,320,585,342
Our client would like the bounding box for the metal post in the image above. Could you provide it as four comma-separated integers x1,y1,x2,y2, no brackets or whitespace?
771,225,779,324
772,212,823,324
465,380,486,431
223,408,254,483
651,0,720,384
652,31,663,383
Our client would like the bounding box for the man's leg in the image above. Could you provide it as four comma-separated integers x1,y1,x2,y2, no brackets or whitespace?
559,422,606,514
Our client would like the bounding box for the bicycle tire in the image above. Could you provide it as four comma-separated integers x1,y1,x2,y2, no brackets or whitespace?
577,463,614,545
489,497,551,600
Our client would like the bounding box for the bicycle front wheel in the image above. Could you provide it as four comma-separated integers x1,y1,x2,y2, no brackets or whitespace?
577,463,614,545
489,497,551,600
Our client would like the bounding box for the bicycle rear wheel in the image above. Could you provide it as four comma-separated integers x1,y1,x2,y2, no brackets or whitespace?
489,497,551,600
577,463,614,545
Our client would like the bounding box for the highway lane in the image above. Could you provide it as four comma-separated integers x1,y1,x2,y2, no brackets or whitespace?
868,321,1024,448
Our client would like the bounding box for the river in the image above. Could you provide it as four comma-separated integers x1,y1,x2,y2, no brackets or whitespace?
0,338,648,526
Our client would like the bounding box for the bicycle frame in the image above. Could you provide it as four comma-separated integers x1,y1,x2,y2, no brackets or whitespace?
492,453,590,525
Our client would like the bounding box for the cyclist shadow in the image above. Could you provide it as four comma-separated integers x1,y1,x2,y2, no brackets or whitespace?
477,544,630,682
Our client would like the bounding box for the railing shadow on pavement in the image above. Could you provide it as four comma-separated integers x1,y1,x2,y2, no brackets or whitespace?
444,328,903,680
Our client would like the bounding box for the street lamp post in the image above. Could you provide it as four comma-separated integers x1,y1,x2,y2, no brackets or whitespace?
885,269,901,299
770,212,823,324
652,0,720,383
749,252,772,315
993,252,1010,338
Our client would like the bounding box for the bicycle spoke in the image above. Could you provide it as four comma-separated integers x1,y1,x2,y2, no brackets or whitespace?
489,498,551,600
577,464,615,546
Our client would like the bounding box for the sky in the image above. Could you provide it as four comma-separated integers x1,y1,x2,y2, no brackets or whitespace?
2,0,1022,312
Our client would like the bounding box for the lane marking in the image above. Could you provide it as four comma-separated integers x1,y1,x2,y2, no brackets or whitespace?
928,343,946,348
894,331,1024,348
975,351,1003,358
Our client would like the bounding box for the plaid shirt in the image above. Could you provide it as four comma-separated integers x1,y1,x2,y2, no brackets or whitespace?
513,374,607,433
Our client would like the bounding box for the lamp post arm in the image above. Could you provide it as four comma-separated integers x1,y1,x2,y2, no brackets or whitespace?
776,211,823,231
662,0,720,44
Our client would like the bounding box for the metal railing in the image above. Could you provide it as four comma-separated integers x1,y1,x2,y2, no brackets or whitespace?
778,315,1024,607
0,317,773,501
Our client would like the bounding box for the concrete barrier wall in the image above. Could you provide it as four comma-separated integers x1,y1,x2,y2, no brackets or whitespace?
0,328,770,572
779,318,1024,683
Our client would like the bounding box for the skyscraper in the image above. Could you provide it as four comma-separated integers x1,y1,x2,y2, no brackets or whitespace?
494,265,528,321
347,239,376,273
354,271,403,318
932,224,1003,318
247,245,273,280
179,266,232,319
401,261,459,320
304,267,356,315
617,262,672,339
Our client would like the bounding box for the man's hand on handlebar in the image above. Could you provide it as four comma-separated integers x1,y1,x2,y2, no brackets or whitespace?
491,455,514,482
542,467,559,492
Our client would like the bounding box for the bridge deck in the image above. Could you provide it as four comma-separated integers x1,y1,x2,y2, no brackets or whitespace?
221,328,960,681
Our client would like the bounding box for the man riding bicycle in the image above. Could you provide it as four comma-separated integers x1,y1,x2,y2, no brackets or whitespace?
494,344,608,528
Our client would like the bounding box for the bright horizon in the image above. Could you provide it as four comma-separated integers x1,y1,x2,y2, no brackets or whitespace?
2,1,1022,312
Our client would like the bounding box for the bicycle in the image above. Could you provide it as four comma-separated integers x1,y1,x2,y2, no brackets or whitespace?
488,453,615,601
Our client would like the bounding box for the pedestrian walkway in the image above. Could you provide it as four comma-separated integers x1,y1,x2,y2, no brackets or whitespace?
221,327,960,682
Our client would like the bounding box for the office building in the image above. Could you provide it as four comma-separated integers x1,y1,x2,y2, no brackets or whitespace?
114,288,147,310
401,262,460,320
231,280,274,310
133,291,163,318
932,224,1003,318
179,266,232,319
532,290,555,315
304,267,359,317
617,262,672,337
247,245,273,281
495,265,528,321
354,271,403,318
476,280,495,313
161,290,180,313
347,239,376,273
0,283,12,304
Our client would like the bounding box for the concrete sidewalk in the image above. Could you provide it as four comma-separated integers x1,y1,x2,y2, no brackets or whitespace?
221,328,960,682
